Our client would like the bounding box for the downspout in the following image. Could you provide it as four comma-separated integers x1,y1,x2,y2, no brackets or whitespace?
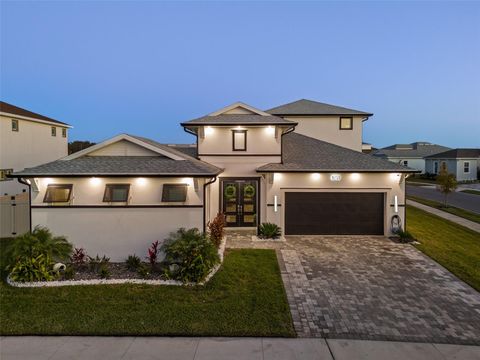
203,176,217,233
17,177,32,233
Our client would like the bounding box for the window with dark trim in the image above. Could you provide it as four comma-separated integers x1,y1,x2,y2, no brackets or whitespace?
103,184,130,202
339,117,353,130
62,128,67,138
464,161,470,173
12,119,19,132
51,127,57,137
434,161,439,174
0,169,13,181
162,184,188,202
232,130,247,151
43,184,73,203
403,160,408,166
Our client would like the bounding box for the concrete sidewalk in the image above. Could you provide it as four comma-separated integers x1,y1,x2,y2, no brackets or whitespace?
407,199,480,233
1,336,480,360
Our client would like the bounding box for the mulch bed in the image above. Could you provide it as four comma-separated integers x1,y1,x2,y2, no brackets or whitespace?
68,263,168,281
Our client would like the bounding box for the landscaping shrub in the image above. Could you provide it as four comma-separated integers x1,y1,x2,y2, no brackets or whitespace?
258,223,282,239
63,265,76,280
147,241,159,268
88,255,110,273
395,229,415,243
71,247,87,268
125,254,141,271
162,228,219,283
137,263,150,279
5,226,73,267
8,254,56,282
207,213,226,248
98,265,111,279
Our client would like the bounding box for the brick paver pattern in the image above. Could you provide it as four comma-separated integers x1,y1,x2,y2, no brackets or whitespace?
227,233,480,345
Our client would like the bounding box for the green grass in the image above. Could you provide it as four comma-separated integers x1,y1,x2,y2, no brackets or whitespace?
461,189,480,196
407,195,480,224
0,239,294,336
406,177,437,185
407,205,480,291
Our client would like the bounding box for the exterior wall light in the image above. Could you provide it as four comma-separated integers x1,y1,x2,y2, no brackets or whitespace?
311,173,321,180
390,173,401,181
266,126,275,135
274,173,282,181
136,177,147,186
43,178,53,185
274,195,278,213
351,173,360,181
89,177,101,186
394,195,399,213
182,177,194,186
205,126,214,136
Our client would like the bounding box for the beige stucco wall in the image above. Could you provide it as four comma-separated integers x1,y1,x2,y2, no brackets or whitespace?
282,116,364,151
197,126,281,155
263,172,405,236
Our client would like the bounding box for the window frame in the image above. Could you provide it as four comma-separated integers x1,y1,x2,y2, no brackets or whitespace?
51,127,57,137
161,183,188,202
103,184,131,203
12,119,19,132
0,169,13,181
43,184,73,203
339,117,353,130
464,161,470,174
62,128,67,138
232,130,247,151
403,160,409,166
433,161,439,174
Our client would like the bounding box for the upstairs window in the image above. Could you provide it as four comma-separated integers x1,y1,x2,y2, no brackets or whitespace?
51,127,57,137
43,184,73,203
62,128,67,138
403,160,409,166
12,119,19,132
232,130,247,151
162,184,188,202
0,169,13,181
339,117,353,130
464,161,470,173
103,184,130,202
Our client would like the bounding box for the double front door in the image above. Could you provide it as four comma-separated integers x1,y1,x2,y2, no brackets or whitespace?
221,179,258,227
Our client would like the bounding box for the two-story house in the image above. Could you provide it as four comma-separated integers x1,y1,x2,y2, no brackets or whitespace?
11,99,413,260
0,101,71,196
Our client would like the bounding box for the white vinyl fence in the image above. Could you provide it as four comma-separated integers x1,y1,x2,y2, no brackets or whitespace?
0,193,30,238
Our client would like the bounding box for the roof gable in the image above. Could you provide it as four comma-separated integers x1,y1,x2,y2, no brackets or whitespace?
63,134,187,161
208,102,271,116
266,99,373,116
0,101,71,126
425,148,480,159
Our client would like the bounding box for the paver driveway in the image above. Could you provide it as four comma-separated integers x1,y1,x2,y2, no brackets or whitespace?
228,234,480,345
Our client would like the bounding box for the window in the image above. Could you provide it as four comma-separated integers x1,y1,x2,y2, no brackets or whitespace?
51,127,56,136
62,128,67,138
464,161,470,173
0,169,13,181
232,130,247,151
441,161,447,171
403,160,409,166
12,119,19,132
43,184,73,203
434,161,439,174
103,184,130,202
162,184,188,202
339,117,353,130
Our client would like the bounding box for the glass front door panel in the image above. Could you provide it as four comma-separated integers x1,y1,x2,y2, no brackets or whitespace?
222,179,258,227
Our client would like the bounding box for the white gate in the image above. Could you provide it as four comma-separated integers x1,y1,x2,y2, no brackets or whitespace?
0,193,30,238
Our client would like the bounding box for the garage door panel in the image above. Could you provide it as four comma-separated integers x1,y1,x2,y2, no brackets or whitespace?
285,192,384,235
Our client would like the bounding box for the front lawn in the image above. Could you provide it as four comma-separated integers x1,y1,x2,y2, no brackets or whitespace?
461,189,480,196
407,195,480,224
0,239,294,336
407,205,480,291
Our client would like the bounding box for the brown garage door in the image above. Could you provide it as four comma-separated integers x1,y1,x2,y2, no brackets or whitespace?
285,192,384,235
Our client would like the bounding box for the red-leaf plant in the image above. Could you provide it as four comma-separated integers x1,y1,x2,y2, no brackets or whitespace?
147,240,159,268
71,247,87,268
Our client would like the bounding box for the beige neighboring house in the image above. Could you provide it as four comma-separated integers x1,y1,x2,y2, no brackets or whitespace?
11,99,415,260
0,101,71,195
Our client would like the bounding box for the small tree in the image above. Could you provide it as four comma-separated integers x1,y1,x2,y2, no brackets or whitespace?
436,168,457,207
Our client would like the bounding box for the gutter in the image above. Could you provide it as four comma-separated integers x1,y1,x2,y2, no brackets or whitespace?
183,126,199,159
17,177,32,233
202,176,217,233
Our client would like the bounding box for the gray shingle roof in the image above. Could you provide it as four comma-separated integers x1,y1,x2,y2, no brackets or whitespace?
11,156,222,177
425,148,480,159
181,114,296,126
0,101,70,126
373,143,451,158
256,133,414,173
266,99,373,116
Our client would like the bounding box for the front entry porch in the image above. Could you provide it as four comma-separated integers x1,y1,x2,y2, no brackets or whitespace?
220,178,260,229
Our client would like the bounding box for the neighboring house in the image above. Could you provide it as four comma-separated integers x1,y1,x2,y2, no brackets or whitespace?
11,99,414,260
373,142,451,173
425,149,480,182
0,101,71,196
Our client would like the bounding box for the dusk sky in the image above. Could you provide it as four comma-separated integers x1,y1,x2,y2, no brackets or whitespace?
1,1,479,148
